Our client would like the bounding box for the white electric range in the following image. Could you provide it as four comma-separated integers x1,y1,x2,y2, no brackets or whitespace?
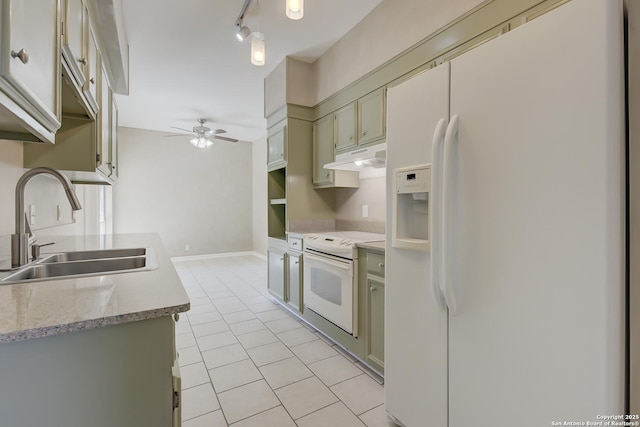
302,231,385,336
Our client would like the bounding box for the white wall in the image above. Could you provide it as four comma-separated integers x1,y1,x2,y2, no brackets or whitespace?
113,127,253,257
252,135,267,256
311,0,483,104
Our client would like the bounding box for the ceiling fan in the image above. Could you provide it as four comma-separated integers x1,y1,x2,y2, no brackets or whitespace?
165,118,239,148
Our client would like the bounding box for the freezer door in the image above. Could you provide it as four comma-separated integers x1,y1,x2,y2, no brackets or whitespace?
384,63,450,427
446,0,625,425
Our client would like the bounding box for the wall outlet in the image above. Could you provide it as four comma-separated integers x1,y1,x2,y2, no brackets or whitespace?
185,243,191,252
362,204,369,218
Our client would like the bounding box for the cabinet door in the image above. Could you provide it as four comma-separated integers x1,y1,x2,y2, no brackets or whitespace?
357,88,385,146
366,276,384,372
268,249,286,301
334,102,356,152
287,253,302,312
109,96,118,178
267,126,287,170
97,64,111,176
84,22,99,113
62,0,86,86
312,115,334,186
1,0,60,128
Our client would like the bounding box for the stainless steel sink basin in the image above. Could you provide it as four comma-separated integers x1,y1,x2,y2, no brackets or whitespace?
1,247,157,284
40,248,147,263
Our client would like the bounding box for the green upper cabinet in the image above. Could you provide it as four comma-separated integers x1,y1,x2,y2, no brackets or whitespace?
84,20,99,114
312,114,334,186
97,63,110,176
267,124,287,171
334,102,357,152
334,87,386,155
313,113,359,189
357,87,386,146
61,0,87,89
0,0,61,143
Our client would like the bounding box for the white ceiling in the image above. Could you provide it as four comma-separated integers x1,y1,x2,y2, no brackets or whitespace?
115,0,383,143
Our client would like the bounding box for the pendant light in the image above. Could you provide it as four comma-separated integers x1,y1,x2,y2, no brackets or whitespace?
251,32,265,66
286,0,303,20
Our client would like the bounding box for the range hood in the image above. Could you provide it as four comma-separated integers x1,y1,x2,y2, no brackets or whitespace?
324,143,387,172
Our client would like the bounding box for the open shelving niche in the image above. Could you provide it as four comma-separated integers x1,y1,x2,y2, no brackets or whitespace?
268,167,287,240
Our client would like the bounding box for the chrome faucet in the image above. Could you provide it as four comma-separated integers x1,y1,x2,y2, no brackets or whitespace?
11,167,82,268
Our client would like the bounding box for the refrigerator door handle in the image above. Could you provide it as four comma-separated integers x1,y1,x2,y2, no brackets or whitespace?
430,117,448,310
442,114,459,314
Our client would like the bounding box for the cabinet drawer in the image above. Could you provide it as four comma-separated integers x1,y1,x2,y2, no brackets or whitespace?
366,252,385,277
288,235,303,252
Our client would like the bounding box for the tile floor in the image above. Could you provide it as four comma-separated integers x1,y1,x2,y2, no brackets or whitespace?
173,255,396,427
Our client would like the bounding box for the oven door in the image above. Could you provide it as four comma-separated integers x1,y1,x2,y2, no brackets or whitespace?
303,252,358,336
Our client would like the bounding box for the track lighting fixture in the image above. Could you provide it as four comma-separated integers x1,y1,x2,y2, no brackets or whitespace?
286,0,303,20
236,25,251,42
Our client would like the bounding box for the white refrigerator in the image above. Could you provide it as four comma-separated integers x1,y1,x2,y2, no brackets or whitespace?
385,0,626,426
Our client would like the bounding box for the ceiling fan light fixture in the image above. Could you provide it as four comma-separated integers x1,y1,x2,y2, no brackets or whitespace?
286,0,303,20
251,32,265,66
236,25,251,42
190,136,213,149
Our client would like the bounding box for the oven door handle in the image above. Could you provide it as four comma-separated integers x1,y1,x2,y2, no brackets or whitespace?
303,252,352,271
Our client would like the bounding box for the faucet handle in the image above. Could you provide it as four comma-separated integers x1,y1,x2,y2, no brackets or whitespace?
31,242,55,260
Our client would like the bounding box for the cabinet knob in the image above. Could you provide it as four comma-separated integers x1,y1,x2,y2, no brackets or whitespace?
90,77,96,84
292,242,298,246
279,257,284,261
326,172,330,178
11,48,29,64
361,131,367,136
77,57,87,66
370,286,377,292
378,262,384,269
349,135,353,141
295,261,299,265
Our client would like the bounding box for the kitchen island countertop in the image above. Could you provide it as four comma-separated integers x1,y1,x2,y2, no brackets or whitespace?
0,233,190,343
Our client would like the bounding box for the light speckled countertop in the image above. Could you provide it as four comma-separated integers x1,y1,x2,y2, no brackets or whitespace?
0,233,190,343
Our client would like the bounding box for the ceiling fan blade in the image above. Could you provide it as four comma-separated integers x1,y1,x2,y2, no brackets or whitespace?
164,133,191,138
214,135,239,143
170,126,194,133
213,129,227,134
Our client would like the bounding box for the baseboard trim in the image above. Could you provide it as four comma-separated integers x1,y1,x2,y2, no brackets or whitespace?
172,251,267,262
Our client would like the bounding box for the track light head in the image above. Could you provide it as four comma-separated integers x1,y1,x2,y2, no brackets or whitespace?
236,25,251,42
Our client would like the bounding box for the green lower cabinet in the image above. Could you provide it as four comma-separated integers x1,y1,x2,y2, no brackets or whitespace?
268,247,286,301
287,252,302,313
365,275,385,373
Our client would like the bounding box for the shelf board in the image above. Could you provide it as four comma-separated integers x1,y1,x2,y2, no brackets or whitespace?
270,198,287,205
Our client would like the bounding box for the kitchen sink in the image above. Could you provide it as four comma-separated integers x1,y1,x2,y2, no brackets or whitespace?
39,248,147,263
1,247,157,284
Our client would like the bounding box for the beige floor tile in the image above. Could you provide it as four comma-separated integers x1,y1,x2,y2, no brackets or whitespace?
333,344,360,363
217,380,280,424
188,304,218,315
290,340,338,365
259,357,313,389
354,362,384,385
240,295,272,306
264,317,303,334
216,302,248,315
188,311,224,325
181,362,211,389
230,406,296,427
277,327,318,347
359,404,397,427
197,331,239,352
229,319,267,335
192,320,230,338
247,301,279,313
183,410,228,427
222,310,257,324
255,309,291,322
247,342,295,367
177,332,197,350
175,320,192,335
296,402,366,427
237,329,280,349
308,355,363,386
178,345,203,367
181,383,220,421
202,343,249,369
206,290,236,300
275,376,338,420
330,374,384,415
209,359,263,393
